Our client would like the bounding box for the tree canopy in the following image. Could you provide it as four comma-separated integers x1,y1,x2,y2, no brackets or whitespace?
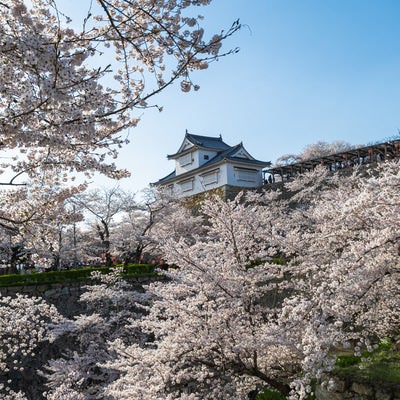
34,160,400,400
0,0,240,260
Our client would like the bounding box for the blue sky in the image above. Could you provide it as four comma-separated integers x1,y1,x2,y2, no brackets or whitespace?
89,0,400,193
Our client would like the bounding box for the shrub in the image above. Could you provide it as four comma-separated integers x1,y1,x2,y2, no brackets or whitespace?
256,388,287,400
334,339,400,384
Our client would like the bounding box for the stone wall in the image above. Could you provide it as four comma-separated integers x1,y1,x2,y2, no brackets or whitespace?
315,376,400,400
1,281,86,317
0,275,161,399
0,275,160,317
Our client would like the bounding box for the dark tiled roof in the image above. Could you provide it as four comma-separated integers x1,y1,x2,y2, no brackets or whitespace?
154,170,176,184
186,133,231,151
167,133,231,158
199,143,270,169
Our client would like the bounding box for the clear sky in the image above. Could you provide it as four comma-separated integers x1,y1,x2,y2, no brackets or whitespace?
88,0,400,193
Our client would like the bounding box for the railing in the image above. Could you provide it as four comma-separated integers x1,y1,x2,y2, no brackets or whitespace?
264,139,400,184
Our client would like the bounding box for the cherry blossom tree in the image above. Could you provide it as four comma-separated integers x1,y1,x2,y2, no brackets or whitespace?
104,191,298,399
0,182,85,270
110,187,206,264
283,161,400,363
9,159,394,399
0,227,22,274
300,140,355,160
43,267,152,399
42,218,84,271
72,186,131,265
120,188,206,263
0,294,62,399
274,153,302,167
0,0,240,241
0,2,244,398
101,161,400,399
274,140,356,166
146,188,206,245
5,157,398,398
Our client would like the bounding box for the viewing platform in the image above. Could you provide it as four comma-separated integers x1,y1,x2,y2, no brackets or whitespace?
264,138,400,183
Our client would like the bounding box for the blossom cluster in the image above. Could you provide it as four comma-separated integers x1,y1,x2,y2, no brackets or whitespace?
6,157,400,399
0,0,239,264
101,161,400,399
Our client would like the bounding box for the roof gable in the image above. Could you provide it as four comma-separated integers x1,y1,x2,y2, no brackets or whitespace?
180,138,194,152
230,144,253,160
168,132,230,159
199,143,270,169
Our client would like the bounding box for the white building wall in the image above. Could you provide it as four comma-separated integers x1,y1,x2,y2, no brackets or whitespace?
175,151,196,175
174,165,228,196
198,150,218,167
171,163,264,198
226,164,236,185
227,164,264,188
197,167,228,194
215,165,228,187
175,149,221,176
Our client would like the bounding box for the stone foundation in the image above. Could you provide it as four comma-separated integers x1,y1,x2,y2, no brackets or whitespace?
315,376,400,400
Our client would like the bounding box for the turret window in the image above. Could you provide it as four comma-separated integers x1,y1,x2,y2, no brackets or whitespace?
235,167,258,182
179,153,192,166
179,178,193,192
202,170,218,185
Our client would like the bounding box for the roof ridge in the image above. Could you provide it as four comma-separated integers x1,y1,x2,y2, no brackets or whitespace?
187,133,224,141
